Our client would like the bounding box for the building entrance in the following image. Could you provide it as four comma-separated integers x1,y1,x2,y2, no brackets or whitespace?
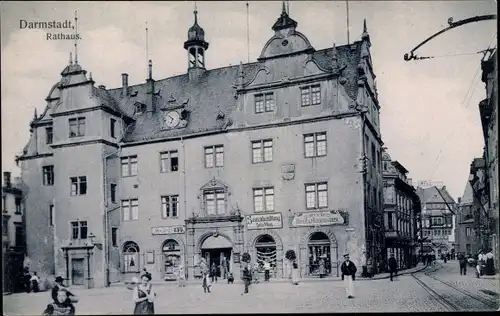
308,232,332,276
201,235,233,278
71,258,85,285
162,240,182,281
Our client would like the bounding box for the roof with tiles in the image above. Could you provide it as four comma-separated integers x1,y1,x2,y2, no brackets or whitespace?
417,186,455,205
106,42,363,143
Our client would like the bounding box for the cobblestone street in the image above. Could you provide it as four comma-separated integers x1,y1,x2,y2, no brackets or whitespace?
4,262,498,314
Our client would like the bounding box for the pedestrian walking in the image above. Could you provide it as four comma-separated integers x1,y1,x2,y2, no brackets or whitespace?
476,250,485,278
252,262,260,284
291,260,300,285
133,272,155,315
366,257,374,278
318,258,326,278
361,252,367,278
388,253,398,281
177,265,186,287
210,262,218,283
458,252,467,275
485,249,495,275
200,259,211,293
263,259,271,282
30,272,40,293
43,289,75,316
52,276,78,305
242,264,251,294
340,254,357,299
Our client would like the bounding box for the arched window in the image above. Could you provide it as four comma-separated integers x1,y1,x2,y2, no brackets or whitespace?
255,235,277,273
308,232,331,275
123,241,140,273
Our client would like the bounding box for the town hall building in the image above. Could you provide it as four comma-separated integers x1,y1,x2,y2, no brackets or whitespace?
17,3,385,287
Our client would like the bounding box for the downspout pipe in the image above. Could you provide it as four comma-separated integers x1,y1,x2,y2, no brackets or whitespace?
102,116,127,287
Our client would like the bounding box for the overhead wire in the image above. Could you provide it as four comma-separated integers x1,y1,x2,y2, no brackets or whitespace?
427,31,497,180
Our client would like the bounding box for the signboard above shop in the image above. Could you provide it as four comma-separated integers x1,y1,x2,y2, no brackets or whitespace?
151,226,186,235
246,213,283,230
291,210,345,227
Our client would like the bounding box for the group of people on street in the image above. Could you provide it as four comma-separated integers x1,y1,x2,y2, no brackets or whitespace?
475,249,496,277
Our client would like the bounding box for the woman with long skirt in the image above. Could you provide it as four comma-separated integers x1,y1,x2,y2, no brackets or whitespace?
133,273,155,315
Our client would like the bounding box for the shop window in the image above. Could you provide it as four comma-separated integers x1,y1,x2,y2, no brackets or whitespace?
308,232,331,276
162,240,181,279
255,235,277,275
123,241,140,273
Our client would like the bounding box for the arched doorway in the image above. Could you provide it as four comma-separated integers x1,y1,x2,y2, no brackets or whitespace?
307,232,332,276
255,235,277,278
201,234,232,279
162,240,181,281
123,241,140,273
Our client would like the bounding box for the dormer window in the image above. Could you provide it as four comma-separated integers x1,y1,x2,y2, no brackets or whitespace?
134,102,146,115
255,93,275,113
301,84,321,107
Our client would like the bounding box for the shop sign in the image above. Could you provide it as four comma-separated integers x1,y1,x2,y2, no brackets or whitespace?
291,210,345,227
151,226,186,235
246,213,283,230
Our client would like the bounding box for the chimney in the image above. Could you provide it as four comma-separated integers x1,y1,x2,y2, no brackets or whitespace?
98,85,106,90
122,73,129,96
458,197,462,203
4,172,11,188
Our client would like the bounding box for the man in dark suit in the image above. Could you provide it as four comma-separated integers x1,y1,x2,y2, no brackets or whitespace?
388,253,398,281
341,254,357,299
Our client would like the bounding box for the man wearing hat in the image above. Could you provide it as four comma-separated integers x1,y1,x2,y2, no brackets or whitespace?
52,276,77,304
341,254,357,299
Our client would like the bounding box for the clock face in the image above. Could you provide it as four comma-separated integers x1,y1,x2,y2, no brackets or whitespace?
165,111,180,128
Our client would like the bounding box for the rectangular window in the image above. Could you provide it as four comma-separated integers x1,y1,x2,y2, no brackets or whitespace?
49,204,54,226
371,143,376,167
387,213,393,230
69,117,85,137
70,176,87,196
161,195,179,218
42,166,54,186
252,140,273,163
305,182,328,209
111,227,118,247
160,151,179,173
110,183,117,203
15,198,22,214
122,199,139,221
2,196,6,212
301,84,321,106
253,187,275,212
304,132,327,158
121,156,138,177
110,118,116,138
254,93,275,113
70,221,88,239
204,190,225,215
204,145,224,168
46,127,53,144
15,225,24,248
466,227,471,237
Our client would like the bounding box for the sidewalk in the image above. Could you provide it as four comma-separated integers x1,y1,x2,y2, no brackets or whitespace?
110,262,432,288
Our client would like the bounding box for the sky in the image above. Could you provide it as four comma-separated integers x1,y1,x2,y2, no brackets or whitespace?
1,1,497,199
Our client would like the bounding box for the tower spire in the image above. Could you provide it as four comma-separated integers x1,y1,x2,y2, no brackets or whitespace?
282,0,286,14
145,21,149,78
69,52,73,65
74,10,79,64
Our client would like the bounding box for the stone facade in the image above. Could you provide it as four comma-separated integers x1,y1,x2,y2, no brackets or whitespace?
381,151,421,270
16,6,385,287
479,49,498,260
417,185,456,259
2,172,26,292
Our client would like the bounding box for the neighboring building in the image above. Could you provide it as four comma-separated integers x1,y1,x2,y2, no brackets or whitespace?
479,49,498,259
381,150,421,270
16,4,386,288
2,171,26,293
417,185,457,258
456,174,480,256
